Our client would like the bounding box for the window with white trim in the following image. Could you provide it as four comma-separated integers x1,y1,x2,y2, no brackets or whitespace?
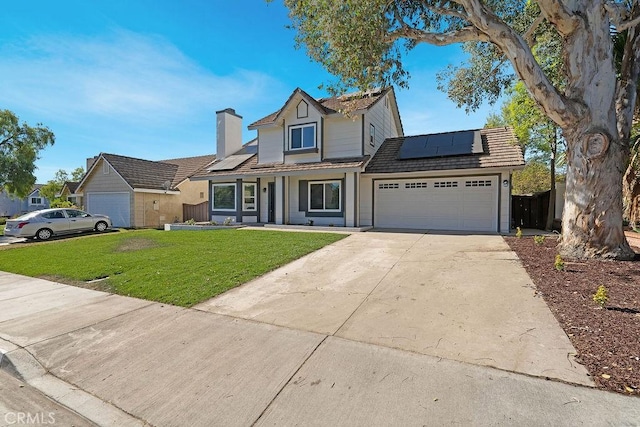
212,183,236,211
242,183,257,211
289,123,316,150
309,181,341,212
370,123,376,146
30,197,42,205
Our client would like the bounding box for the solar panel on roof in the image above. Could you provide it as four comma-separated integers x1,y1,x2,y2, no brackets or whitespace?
207,153,254,171
397,130,483,160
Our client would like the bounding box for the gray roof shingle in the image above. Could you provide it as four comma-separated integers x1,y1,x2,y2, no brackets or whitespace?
249,87,390,128
100,153,215,191
364,127,525,174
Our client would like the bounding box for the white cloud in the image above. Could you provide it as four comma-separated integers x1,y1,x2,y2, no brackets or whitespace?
0,29,283,126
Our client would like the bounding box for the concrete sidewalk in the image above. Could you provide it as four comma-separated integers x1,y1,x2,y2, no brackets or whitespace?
1,233,639,425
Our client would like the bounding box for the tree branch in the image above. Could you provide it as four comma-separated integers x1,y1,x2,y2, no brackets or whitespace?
536,0,581,36
385,25,489,45
456,0,577,126
524,12,546,45
605,1,640,32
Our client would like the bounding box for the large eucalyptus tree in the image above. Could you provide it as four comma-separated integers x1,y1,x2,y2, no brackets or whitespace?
281,0,640,260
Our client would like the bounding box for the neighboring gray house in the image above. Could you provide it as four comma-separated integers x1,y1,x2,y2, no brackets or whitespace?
0,185,50,217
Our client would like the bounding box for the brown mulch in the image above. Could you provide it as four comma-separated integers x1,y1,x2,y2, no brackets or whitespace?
505,234,640,396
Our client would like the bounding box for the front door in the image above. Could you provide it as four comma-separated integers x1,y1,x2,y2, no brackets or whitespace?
267,182,275,223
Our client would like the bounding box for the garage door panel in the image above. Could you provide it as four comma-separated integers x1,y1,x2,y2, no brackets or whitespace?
374,177,498,232
86,193,131,228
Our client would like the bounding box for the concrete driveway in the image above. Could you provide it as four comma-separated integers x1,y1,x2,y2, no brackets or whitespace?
196,231,591,386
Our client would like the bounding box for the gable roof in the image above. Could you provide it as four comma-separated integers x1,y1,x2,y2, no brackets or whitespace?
78,153,215,192
61,181,80,194
364,127,525,174
249,87,395,129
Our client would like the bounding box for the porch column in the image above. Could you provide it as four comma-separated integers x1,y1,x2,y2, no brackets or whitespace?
275,176,285,224
344,172,356,227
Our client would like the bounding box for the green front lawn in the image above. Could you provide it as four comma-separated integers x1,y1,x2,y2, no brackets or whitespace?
0,229,346,307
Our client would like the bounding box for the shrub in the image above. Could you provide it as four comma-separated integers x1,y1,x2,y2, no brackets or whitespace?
223,217,234,226
533,235,546,245
185,218,196,225
0,217,6,225
554,254,565,271
515,227,523,238
592,285,609,307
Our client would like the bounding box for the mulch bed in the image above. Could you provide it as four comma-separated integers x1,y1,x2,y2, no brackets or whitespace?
505,234,640,396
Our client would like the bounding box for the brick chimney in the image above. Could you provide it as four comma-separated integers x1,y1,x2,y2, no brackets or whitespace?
86,156,98,171
216,108,242,160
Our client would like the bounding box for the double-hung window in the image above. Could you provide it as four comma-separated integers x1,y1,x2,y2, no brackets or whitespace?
242,183,257,211
212,183,236,211
30,197,42,205
289,123,316,150
309,181,341,212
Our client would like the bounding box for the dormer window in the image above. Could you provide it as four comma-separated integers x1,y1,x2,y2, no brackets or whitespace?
289,123,316,150
296,100,308,118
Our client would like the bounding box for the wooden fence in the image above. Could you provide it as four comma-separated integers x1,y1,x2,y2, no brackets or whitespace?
182,201,209,222
512,191,550,230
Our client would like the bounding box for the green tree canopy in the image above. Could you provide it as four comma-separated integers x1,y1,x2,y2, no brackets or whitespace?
39,167,85,206
0,109,55,198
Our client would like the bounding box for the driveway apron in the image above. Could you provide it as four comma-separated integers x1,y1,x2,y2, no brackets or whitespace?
196,231,592,386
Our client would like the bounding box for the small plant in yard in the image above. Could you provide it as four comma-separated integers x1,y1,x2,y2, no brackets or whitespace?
185,218,196,225
515,227,523,238
209,220,219,225
533,235,546,245
223,217,234,226
554,254,565,271
593,285,609,307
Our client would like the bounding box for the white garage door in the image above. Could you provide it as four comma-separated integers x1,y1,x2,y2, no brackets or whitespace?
374,176,498,232
86,192,131,228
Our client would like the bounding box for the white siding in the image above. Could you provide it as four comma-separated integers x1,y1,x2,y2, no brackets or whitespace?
323,116,362,159
364,93,401,157
283,103,323,164
257,128,283,164
499,171,511,233
359,175,374,226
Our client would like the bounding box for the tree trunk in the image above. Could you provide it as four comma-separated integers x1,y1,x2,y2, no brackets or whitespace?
559,127,635,260
545,129,557,231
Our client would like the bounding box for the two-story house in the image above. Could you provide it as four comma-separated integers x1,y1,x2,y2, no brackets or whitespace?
192,87,524,232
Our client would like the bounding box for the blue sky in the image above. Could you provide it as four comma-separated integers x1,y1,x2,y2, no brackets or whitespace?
0,1,498,183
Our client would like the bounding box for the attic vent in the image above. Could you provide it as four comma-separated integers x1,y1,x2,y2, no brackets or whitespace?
103,161,109,174
297,100,308,118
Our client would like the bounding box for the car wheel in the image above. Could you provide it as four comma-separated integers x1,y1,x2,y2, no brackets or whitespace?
95,221,108,232
36,228,53,241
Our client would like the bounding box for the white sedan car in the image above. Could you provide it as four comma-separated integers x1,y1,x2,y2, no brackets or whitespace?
4,208,112,240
